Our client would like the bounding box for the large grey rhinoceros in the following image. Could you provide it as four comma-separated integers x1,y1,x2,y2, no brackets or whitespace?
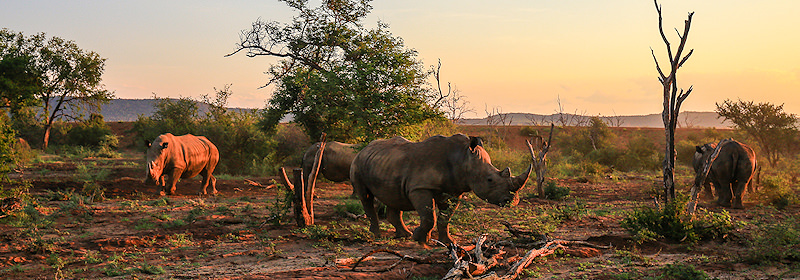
350,134,531,245
693,140,757,209
145,133,220,196
302,141,358,189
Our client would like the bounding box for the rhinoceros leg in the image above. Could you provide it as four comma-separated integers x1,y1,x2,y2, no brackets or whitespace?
409,190,435,244
200,173,217,195
359,192,382,236
715,177,733,207
386,208,412,238
731,179,748,209
702,181,714,199
165,169,183,195
434,195,458,245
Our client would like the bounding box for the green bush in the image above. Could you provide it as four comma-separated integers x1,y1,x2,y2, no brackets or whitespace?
743,216,800,263
660,263,711,280
543,181,570,200
621,194,733,243
66,114,113,147
756,174,798,210
334,199,364,216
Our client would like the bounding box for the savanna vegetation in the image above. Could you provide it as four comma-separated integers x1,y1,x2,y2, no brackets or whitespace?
2,0,800,279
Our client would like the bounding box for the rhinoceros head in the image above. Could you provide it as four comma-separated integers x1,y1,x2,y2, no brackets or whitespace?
144,134,171,185
468,143,532,207
692,143,716,173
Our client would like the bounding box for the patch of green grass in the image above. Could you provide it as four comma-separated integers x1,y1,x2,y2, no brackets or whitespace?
134,218,156,231
83,250,103,264
168,233,193,247
146,197,171,207
184,207,208,224
137,262,166,275
659,263,710,280
333,199,364,216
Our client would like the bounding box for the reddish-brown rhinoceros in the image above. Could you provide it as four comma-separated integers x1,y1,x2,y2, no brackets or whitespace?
350,134,531,245
302,141,358,189
145,133,220,196
693,140,757,209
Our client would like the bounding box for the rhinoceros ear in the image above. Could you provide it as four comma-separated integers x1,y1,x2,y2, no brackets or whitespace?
499,167,511,178
695,145,703,154
469,136,483,149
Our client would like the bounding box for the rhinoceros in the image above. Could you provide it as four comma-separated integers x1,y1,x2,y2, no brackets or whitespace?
693,140,757,209
302,141,358,190
350,134,531,245
145,133,220,196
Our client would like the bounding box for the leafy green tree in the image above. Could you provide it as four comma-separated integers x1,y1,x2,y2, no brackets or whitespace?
0,53,41,114
716,99,798,166
66,113,112,147
131,95,200,147
230,0,443,142
0,114,16,180
0,28,114,149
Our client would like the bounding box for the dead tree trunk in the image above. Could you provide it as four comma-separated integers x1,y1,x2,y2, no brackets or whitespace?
304,133,327,223
279,168,312,227
653,0,694,203
526,124,554,198
278,133,327,227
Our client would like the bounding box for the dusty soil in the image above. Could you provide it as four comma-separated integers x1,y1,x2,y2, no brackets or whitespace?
1,149,799,279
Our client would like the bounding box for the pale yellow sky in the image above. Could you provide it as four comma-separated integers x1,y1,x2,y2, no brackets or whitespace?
2,0,799,117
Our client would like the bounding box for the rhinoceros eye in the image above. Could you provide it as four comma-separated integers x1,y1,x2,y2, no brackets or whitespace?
487,177,493,182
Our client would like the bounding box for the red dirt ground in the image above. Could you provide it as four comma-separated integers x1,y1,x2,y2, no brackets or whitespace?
1,125,798,279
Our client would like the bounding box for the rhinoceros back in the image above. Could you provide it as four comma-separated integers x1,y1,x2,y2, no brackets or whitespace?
170,134,220,179
350,135,473,210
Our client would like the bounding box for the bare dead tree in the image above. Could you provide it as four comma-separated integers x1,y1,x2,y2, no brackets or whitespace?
485,105,513,141
524,114,541,126
607,109,625,127
527,124,554,198
429,59,475,122
679,112,700,128
653,0,695,202
278,133,327,227
553,95,589,127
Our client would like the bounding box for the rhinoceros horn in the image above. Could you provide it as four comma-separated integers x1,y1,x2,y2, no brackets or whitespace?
512,164,533,192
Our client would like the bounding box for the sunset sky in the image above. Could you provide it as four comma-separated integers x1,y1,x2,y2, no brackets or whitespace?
2,0,799,118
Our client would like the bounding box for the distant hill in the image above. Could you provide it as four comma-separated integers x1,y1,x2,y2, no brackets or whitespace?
456,112,732,128
98,99,730,128
97,99,256,122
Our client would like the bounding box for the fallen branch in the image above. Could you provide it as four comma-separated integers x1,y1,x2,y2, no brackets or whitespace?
441,224,612,280
350,249,446,272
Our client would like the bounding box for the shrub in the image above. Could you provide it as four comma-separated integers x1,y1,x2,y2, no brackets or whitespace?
543,181,570,200
621,194,733,243
334,199,364,216
660,263,711,280
743,216,800,263
66,114,113,147
756,174,798,210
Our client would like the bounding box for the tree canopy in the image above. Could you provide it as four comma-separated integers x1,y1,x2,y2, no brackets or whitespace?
716,98,798,166
230,0,443,143
0,28,114,149
0,53,41,114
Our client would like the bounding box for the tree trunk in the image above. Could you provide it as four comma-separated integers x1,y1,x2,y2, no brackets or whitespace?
279,167,313,227
42,123,51,150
